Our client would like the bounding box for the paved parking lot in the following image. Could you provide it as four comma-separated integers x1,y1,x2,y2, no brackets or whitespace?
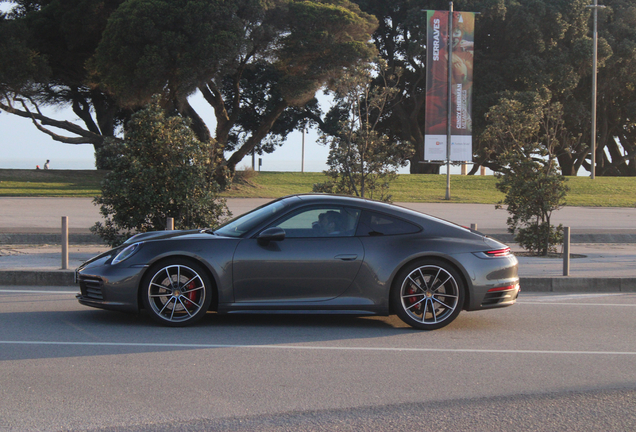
1,288,635,431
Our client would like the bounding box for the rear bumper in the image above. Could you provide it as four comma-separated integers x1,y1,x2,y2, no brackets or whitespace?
478,283,520,309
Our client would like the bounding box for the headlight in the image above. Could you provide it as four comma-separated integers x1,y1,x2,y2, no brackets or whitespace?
111,243,141,265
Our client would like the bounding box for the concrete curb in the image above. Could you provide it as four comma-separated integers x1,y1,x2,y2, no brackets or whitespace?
1,271,634,293
0,233,104,245
0,270,75,286
519,277,636,292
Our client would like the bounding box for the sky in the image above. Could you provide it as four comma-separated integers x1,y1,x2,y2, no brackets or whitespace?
0,90,335,172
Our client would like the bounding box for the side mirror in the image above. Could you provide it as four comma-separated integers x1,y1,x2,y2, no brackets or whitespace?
257,227,286,244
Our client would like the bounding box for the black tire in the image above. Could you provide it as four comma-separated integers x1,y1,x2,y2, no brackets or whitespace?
391,259,465,330
142,258,213,327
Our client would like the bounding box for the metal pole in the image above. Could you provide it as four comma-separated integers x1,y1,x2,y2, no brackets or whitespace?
591,0,598,179
301,129,305,173
166,217,174,230
61,216,68,270
587,0,605,178
445,2,453,200
563,226,570,276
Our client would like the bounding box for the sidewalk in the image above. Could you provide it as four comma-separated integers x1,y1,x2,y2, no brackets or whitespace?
0,197,635,289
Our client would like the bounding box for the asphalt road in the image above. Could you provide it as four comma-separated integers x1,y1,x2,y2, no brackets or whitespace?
1,288,635,431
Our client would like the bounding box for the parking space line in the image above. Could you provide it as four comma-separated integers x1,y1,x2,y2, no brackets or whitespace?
1,340,635,356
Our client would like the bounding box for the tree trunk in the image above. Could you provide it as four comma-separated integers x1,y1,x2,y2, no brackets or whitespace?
212,100,290,189
178,99,212,144
556,153,576,176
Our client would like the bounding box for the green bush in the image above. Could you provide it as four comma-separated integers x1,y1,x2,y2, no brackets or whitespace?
515,221,564,255
495,150,568,256
484,94,569,255
91,98,230,247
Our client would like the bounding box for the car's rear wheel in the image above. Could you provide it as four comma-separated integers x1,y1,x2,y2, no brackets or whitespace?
391,259,464,330
142,259,212,326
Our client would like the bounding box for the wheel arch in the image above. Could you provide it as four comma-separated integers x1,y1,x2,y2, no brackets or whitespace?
137,254,220,312
387,254,472,314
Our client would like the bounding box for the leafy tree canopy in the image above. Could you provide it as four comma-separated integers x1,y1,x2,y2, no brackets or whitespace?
0,12,48,95
92,0,378,181
3,0,636,177
1,0,377,176
91,0,244,107
350,0,636,176
0,0,128,155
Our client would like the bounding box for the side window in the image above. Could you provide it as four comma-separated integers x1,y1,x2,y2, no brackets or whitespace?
356,211,421,236
270,207,361,238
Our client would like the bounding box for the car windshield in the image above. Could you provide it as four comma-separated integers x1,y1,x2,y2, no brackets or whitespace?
214,198,294,238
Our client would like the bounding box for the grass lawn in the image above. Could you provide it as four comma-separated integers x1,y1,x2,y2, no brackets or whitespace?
1,168,634,207
0,169,104,197
224,171,636,207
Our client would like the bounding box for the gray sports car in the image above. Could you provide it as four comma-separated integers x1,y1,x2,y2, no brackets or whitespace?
76,194,519,330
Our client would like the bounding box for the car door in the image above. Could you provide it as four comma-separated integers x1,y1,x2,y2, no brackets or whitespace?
232,206,364,303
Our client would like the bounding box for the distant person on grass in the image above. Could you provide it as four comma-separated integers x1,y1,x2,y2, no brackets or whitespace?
43,160,50,169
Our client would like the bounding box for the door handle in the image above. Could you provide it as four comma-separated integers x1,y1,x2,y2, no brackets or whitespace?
335,254,358,261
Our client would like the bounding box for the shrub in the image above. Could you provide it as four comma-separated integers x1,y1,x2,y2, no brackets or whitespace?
496,158,567,255
91,98,230,247
484,93,569,255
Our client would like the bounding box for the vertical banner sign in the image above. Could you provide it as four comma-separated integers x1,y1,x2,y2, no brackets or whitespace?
424,10,475,162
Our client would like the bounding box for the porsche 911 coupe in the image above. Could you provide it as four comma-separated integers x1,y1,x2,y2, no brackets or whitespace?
76,194,520,330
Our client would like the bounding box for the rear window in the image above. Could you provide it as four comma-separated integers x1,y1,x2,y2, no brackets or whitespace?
355,211,421,236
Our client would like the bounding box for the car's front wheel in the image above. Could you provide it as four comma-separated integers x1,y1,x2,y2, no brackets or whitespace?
142,259,212,326
391,259,464,330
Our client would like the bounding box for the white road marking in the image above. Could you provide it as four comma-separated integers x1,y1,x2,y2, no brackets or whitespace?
1,340,635,356
519,302,636,306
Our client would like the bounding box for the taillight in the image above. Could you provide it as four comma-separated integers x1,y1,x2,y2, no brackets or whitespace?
484,247,511,257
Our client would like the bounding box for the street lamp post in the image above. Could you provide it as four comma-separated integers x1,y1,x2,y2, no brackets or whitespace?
445,1,454,200
301,129,305,173
587,0,605,179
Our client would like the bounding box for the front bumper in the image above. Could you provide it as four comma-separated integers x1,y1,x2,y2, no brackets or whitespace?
75,265,145,313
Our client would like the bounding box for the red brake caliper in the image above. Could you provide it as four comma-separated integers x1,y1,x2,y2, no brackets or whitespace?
186,281,197,308
406,285,422,313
